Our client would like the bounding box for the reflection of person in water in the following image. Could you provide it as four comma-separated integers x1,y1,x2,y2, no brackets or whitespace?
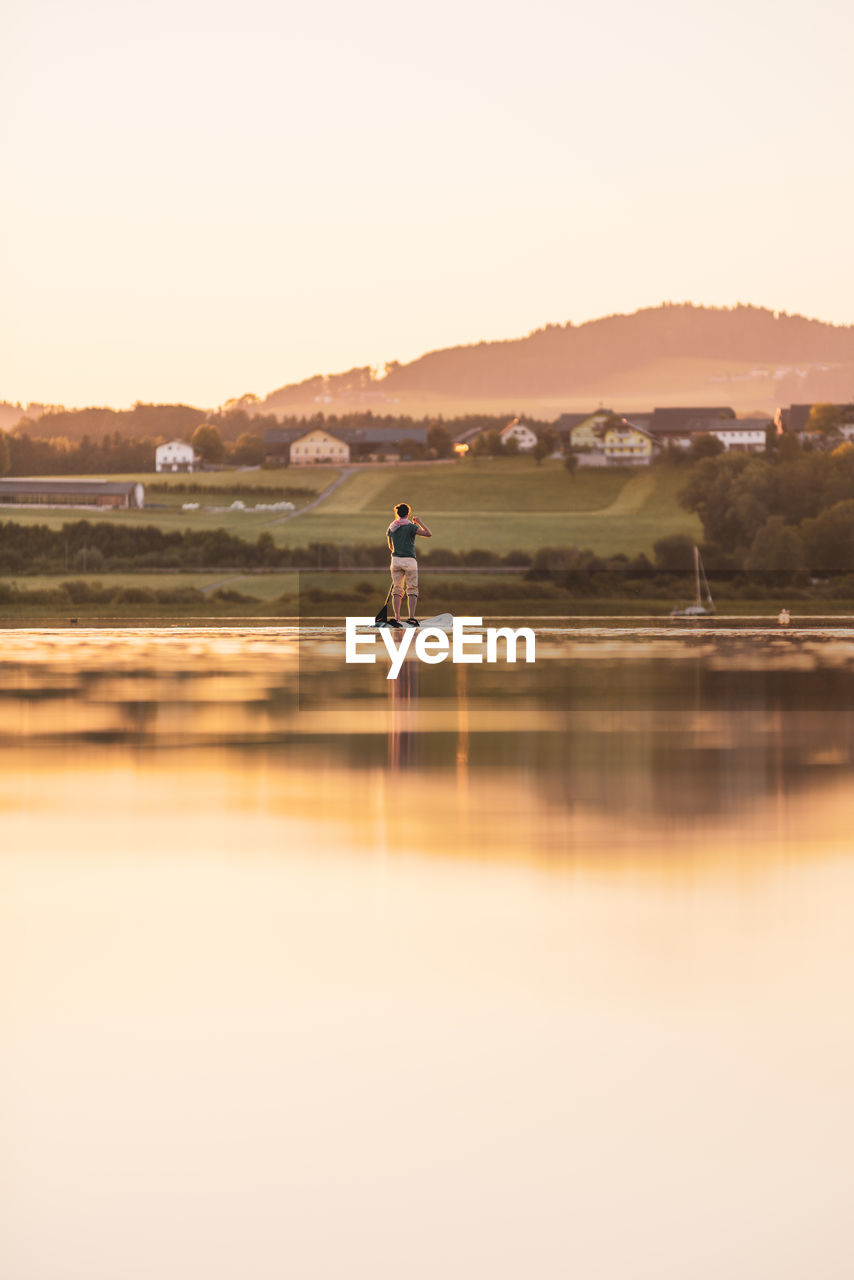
388,647,418,769
386,502,432,628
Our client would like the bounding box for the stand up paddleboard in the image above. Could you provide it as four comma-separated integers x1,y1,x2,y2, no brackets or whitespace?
375,613,453,631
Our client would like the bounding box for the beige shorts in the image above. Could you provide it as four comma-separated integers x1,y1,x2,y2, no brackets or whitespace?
391,556,418,594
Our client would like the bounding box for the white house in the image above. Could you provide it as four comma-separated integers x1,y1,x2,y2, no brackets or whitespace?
156,440,199,472
499,418,538,452
707,420,768,453
290,428,350,465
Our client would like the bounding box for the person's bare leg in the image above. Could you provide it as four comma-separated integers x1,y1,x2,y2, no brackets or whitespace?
407,592,418,620
393,590,404,623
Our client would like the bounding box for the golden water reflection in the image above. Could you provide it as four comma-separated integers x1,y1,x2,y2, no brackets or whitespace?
2,629,854,1279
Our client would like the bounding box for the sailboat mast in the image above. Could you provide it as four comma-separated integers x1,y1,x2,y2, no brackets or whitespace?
694,544,701,607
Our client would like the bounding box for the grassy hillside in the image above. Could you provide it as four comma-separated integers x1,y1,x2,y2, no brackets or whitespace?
0,460,701,556
267,461,699,556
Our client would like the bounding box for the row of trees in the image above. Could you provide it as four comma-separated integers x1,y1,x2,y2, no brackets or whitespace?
0,521,595,573
5,402,302,444
0,413,558,474
5,401,546,445
677,438,854,571
6,517,854,601
0,428,271,476
0,431,156,476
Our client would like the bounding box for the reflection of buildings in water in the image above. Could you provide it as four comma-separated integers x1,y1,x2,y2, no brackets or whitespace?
388,653,418,769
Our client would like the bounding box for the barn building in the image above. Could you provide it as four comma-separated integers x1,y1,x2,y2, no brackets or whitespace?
0,479,145,509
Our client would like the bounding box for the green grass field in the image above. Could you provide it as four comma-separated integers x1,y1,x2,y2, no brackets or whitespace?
266,461,700,555
91,467,340,495
9,572,300,599
0,460,701,556
331,460,629,512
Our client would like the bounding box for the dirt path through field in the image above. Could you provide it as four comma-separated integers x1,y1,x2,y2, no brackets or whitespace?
266,469,358,523
318,469,392,513
590,470,656,516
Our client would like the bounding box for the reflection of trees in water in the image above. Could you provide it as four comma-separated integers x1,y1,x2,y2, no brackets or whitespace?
299,654,854,822
538,709,854,822
13,645,854,825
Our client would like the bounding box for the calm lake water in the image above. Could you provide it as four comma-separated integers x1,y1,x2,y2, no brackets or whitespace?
3,624,854,1279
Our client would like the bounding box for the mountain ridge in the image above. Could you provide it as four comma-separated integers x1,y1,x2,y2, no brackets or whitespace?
257,303,854,417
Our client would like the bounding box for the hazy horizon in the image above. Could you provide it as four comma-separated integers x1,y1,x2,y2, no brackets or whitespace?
4,0,853,406
5,300,854,416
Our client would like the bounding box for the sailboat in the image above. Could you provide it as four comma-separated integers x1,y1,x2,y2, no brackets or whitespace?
670,545,715,618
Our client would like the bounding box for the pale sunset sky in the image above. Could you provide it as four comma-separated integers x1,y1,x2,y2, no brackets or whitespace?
2,0,852,407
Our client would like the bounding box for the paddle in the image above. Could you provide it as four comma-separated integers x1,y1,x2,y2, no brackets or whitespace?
374,583,393,627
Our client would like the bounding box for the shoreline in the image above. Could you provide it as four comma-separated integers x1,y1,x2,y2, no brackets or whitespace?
3,613,854,631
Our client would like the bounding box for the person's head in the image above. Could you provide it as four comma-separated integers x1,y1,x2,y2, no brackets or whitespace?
394,502,410,519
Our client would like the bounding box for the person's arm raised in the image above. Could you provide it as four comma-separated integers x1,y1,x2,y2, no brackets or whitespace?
412,516,432,538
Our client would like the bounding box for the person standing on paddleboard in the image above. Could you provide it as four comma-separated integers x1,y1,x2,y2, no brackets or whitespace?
387,502,432,627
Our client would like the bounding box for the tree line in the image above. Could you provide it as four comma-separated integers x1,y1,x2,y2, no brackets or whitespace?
675,437,854,572
0,426,273,475
0,410,560,475
0,521,585,573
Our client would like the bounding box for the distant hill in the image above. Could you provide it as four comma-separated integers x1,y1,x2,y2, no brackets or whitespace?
7,304,854,430
258,303,854,419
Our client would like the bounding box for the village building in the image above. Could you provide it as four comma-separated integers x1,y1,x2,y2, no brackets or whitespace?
707,419,769,452
602,422,658,465
555,410,614,451
774,404,854,442
289,428,350,465
499,418,538,452
263,427,306,463
265,424,429,463
338,426,427,461
557,411,652,466
621,412,652,432
774,405,809,434
0,479,145,509
646,407,736,450
645,408,768,453
155,440,199,472
569,413,611,452
451,426,484,453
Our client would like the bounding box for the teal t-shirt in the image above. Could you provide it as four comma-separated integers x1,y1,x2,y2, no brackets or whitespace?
388,521,418,558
